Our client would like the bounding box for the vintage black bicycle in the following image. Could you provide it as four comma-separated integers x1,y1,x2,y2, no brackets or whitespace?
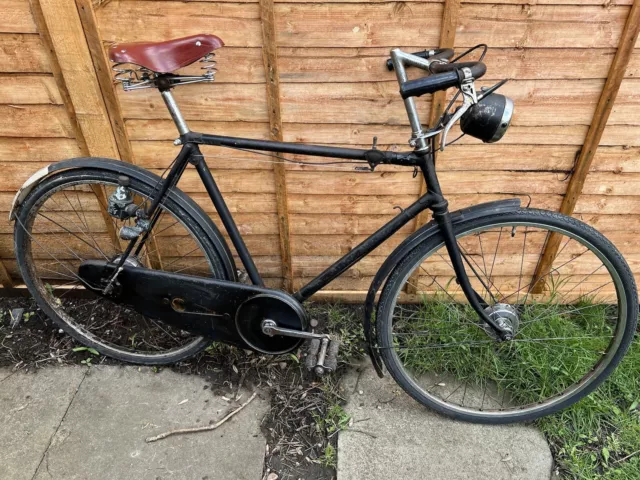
11,34,638,424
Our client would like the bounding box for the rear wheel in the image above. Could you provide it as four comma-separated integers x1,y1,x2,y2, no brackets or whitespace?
376,209,637,423
14,168,232,364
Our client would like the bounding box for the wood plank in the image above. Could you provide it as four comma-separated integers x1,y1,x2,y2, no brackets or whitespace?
290,214,417,236
126,119,271,141
0,33,51,73
96,1,262,46
117,83,268,122
288,193,562,214
290,230,640,257
76,0,134,163
273,3,442,48
533,1,640,292
131,141,275,170
280,122,592,146
0,74,61,104
291,234,407,257
278,47,640,82
457,4,630,49
577,214,640,231
0,256,13,288
260,0,292,291
0,190,277,214
0,104,74,137
0,137,82,161
166,169,277,194
285,171,569,196
0,0,37,33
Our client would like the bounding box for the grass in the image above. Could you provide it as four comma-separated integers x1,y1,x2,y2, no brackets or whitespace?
538,340,640,479
392,298,640,479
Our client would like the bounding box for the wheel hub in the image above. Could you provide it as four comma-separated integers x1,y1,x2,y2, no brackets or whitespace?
481,303,519,340
110,254,143,268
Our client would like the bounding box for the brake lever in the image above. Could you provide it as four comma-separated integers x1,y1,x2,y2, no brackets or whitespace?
440,103,471,151
440,76,478,150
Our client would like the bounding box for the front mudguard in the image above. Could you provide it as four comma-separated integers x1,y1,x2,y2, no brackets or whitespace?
10,157,237,281
364,198,521,376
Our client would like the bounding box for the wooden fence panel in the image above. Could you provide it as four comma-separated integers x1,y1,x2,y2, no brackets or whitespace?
0,0,638,299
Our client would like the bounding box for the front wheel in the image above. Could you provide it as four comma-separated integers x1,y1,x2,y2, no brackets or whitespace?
376,208,638,424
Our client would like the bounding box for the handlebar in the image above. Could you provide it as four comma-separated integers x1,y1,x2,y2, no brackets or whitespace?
400,61,486,99
385,48,454,71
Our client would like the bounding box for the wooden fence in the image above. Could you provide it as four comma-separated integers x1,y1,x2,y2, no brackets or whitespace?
1,0,639,301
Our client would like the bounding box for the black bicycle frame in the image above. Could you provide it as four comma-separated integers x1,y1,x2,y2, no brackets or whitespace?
128,128,509,339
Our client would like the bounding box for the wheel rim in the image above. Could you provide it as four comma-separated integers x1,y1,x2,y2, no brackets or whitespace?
383,220,628,419
17,176,219,359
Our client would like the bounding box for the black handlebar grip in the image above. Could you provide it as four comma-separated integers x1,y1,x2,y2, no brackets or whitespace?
386,48,455,71
430,61,487,80
400,70,461,99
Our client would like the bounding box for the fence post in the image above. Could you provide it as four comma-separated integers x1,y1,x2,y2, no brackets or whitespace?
405,0,461,295
259,0,294,292
75,0,163,269
0,261,13,288
532,0,640,293
29,0,163,269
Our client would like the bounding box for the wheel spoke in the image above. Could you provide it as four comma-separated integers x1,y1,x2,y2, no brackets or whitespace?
18,176,218,359
382,215,632,419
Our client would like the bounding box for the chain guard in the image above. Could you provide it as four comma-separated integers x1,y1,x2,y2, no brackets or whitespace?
78,260,308,353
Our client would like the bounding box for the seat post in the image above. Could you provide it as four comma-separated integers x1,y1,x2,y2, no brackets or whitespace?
160,89,190,135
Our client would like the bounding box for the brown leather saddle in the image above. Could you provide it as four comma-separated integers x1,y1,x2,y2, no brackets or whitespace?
108,34,224,73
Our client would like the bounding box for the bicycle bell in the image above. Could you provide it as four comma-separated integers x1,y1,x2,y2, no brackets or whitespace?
460,93,514,143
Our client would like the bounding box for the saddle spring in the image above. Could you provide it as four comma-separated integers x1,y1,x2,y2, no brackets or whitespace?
199,52,217,81
112,64,157,91
112,52,218,91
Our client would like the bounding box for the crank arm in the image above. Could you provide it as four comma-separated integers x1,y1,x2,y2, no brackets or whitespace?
261,319,329,341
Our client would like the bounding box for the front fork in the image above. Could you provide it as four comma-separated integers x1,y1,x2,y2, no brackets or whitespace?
420,154,513,341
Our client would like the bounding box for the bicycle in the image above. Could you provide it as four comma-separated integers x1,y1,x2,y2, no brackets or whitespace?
11,34,638,424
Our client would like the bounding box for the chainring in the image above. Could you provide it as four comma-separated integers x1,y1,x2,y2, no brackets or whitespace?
235,293,309,354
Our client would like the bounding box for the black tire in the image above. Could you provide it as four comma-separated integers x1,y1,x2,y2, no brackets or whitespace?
14,167,234,364
376,208,638,424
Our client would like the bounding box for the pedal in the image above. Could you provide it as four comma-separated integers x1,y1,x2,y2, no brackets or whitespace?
305,338,320,371
305,337,340,375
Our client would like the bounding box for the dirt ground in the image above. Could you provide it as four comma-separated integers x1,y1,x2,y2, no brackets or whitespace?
0,294,365,480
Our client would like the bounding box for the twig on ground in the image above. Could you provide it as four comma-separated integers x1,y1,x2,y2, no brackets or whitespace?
145,391,258,443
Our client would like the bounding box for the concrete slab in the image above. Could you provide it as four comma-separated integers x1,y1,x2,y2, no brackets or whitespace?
33,366,268,480
338,366,553,480
0,366,87,480
0,368,15,382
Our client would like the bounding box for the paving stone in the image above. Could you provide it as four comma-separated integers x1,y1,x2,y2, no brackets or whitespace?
31,366,269,480
338,365,553,480
0,366,87,480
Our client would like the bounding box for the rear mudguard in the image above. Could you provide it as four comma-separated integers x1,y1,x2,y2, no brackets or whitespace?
364,198,521,376
9,157,237,281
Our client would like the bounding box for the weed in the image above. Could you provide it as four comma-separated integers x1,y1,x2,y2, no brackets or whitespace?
319,444,337,468
73,346,100,366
